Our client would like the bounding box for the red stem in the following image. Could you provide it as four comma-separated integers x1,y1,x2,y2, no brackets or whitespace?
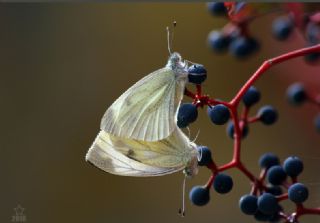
230,44,320,107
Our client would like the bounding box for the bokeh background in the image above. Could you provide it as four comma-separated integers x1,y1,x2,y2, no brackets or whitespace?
1,3,320,223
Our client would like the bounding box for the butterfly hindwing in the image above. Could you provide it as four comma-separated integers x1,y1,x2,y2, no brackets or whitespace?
86,130,189,177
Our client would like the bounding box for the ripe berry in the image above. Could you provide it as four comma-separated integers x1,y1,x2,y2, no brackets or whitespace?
177,103,198,128
242,86,261,107
207,104,230,125
189,186,210,206
257,193,278,215
287,83,306,105
208,31,231,53
188,64,207,85
314,114,320,132
288,183,309,204
229,36,259,58
257,105,278,125
213,173,233,194
239,194,258,215
197,146,213,166
272,17,293,41
254,210,273,222
283,156,303,177
207,2,227,16
268,205,283,222
305,51,320,63
266,186,283,196
267,165,287,185
259,153,280,169
227,122,249,139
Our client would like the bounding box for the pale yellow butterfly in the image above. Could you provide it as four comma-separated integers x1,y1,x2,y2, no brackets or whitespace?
86,26,199,178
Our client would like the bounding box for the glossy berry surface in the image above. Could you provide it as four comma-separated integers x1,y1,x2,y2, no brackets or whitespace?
188,64,207,85
266,186,283,196
213,173,233,194
267,165,287,185
288,183,309,204
207,2,227,16
197,146,213,166
189,186,210,206
177,103,198,128
257,193,278,215
272,17,293,41
257,105,278,125
259,153,280,169
227,122,249,139
287,83,306,105
254,210,273,222
229,37,259,58
239,194,258,215
207,104,230,125
283,156,304,177
208,31,231,53
242,86,261,107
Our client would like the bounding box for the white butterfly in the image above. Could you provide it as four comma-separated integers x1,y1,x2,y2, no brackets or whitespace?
86,52,199,177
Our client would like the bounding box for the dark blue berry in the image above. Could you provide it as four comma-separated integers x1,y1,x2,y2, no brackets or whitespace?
287,83,306,105
258,105,278,125
305,51,320,63
229,37,259,58
266,186,283,196
207,2,227,16
267,165,287,185
257,193,278,215
243,86,261,107
288,183,309,204
188,64,207,85
189,186,210,206
239,194,258,215
259,153,280,169
254,210,273,222
283,156,304,177
177,103,198,128
314,113,320,132
207,104,230,125
269,205,283,222
197,146,213,166
306,22,320,44
272,17,293,41
213,173,233,194
208,31,231,53
227,122,249,139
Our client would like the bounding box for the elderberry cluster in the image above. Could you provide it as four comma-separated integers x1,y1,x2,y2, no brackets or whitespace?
207,2,260,58
287,82,320,132
206,2,320,63
239,154,308,222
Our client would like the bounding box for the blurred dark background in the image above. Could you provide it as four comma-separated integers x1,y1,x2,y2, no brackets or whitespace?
1,3,320,223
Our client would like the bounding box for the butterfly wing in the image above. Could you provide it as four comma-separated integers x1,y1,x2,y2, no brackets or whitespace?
101,67,186,142
85,129,195,177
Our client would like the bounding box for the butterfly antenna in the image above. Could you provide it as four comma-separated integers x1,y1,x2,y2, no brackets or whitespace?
166,21,176,55
178,175,187,217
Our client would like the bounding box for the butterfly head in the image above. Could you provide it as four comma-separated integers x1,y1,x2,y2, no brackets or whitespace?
166,52,188,74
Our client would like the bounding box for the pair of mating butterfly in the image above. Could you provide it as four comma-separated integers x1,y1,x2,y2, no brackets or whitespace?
85,27,201,179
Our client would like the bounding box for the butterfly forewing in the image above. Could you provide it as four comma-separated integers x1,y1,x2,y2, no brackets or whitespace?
101,68,183,142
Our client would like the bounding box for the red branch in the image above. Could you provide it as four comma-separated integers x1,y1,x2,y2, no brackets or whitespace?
184,44,320,221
